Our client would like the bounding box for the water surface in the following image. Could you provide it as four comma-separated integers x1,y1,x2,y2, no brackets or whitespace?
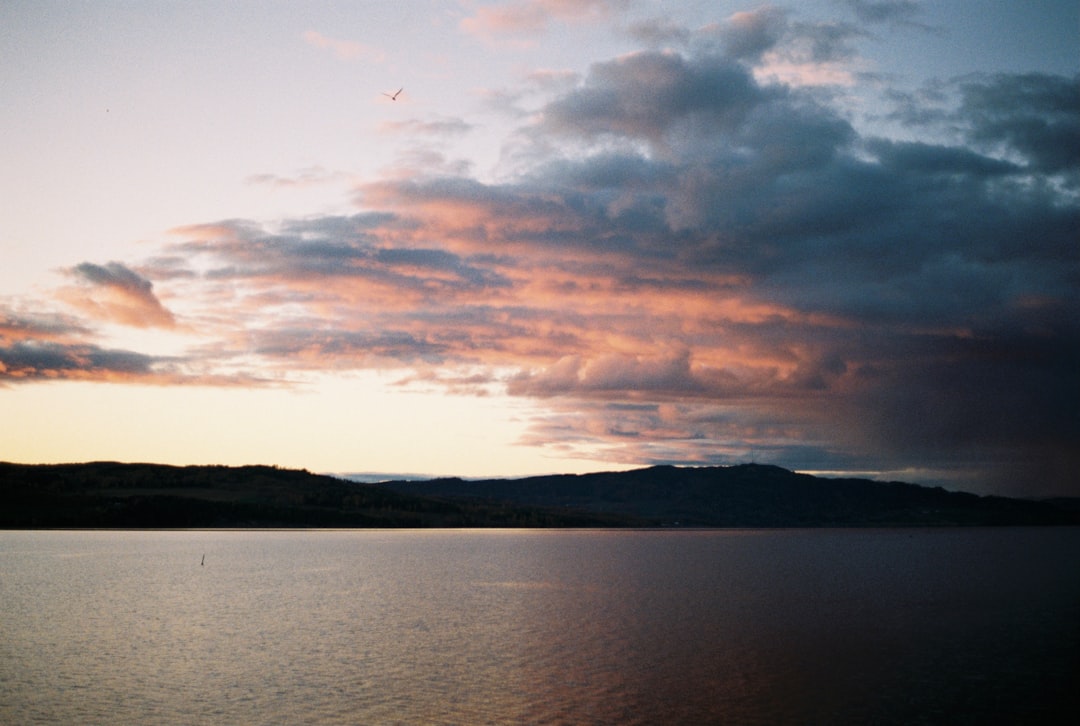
2,528,1077,724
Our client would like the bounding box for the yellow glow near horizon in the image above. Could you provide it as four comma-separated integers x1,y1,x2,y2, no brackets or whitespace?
0,374,616,477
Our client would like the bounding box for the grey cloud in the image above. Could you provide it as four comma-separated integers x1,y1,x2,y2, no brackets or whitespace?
625,18,691,48
882,85,951,128
280,212,400,235
0,340,155,381
73,261,150,290
539,51,771,147
788,19,865,63
68,261,176,328
713,6,789,62
884,73,1080,177
1,309,89,341
841,0,922,25
865,139,1021,176
512,53,1077,492
174,214,509,294
524,51,1075,327
959,73,1080,174
0,308,155,383
380,117,474,137
0,307,263,385
250,328,448,365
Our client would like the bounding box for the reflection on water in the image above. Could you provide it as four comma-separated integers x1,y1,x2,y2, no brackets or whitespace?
2,528,1078,724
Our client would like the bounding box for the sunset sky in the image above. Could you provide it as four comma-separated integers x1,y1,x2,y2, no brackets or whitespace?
2,1,1077,496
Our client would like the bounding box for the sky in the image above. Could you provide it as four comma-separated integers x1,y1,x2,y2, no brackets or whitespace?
2,0,1077,497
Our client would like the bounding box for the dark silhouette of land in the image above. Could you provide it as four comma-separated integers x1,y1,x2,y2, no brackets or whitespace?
2,461,1076,528
0,462,632,529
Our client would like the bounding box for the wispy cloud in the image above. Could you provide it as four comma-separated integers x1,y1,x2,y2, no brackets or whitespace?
461,0,626,43
302,30,385,62
378,117,474,138
840,0,936,32
246,166,350,189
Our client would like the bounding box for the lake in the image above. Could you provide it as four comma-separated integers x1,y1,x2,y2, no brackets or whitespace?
2,528,1078,724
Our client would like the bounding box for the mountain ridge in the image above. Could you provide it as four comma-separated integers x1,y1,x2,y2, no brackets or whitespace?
377,463,1079,527
3,460,1073,528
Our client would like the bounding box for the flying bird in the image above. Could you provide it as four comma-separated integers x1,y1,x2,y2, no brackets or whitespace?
382,87,403,101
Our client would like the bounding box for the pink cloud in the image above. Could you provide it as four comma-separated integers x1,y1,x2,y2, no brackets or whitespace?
60,262,177,329
302,30,384,62
461,0,623,41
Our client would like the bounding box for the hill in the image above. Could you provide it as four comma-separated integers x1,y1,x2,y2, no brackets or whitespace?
2,461,1075,528
0,462,640,529
378,464,1079,527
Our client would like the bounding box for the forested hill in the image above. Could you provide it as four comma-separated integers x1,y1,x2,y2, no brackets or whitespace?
2,461,1075,528
0,462,638,528
378,464,1079,527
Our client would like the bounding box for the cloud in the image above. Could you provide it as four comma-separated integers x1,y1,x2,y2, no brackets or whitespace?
378,117,474,138
863,138,1021,176
372,51,1077,494
0,308,257,386
958,72,1080,175
0,309,88,344
246,166,349,188
62,262,177,329
12,21,1078,494
508,351,705,397
625,18,691,48
0,339,156,382
885,72,1080,180
630,6,865,74
0,339,270,386
302,30,384,62
461,0,626,42
712,7,790,62
840,0,934,31
535,50,775,150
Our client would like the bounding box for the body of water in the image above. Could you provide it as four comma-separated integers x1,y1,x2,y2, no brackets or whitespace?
2,528,1078,724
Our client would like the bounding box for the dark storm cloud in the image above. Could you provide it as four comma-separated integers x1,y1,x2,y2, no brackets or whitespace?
959,72,1080,174
849,322,1080,496
524,50,1076,331
886,73,1080,177
495,43,1077,493
864,139,1021,176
